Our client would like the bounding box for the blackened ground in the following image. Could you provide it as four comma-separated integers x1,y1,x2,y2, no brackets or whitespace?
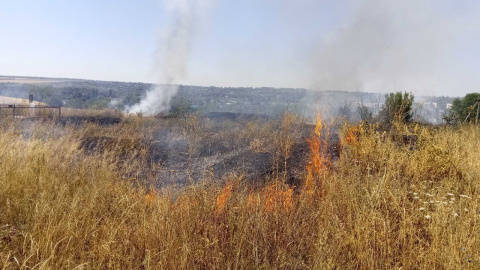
78,115,341,188
204,112,272,123
60,116,121,126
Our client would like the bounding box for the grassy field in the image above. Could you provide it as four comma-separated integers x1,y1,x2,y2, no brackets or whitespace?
0,76,63,85
0,114,479,269
0,96,46,106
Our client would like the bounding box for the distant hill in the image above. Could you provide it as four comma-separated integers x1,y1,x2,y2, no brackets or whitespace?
0,76,65,85
0,75,455,123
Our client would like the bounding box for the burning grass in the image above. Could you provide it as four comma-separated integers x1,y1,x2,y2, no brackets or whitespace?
1,114,480,269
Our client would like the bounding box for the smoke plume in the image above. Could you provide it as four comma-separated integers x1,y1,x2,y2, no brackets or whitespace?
127,0,215,114
310,0,455,93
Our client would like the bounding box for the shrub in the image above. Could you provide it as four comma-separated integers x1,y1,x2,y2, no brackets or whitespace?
443,93,480,124
379,91,414,126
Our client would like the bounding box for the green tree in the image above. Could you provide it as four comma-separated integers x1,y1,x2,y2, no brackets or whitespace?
89,97,111,109
379,92,414,125
169,97,195,116
444,93,480,124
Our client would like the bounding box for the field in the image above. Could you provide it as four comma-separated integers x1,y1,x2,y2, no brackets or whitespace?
1,112,479,269
0,96,46,106
0,77,64,85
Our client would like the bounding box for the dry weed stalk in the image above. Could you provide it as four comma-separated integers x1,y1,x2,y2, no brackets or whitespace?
1,116,480,269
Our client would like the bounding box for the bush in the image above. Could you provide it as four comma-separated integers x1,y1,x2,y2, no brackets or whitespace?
443,93,480,124
379,92,414,126
169,97,196,116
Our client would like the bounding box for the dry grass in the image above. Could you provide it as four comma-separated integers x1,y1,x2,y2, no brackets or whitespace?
0,77,63,84
1,115,480,269
0,96,46,106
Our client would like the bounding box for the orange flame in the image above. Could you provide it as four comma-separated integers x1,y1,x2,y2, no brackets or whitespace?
263,184,294,212
314,114,323,136
144,188,157,206
341,124,361,146
304,114,330,197
215,183,233,215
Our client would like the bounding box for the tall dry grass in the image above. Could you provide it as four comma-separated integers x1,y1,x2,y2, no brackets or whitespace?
1,117,480,269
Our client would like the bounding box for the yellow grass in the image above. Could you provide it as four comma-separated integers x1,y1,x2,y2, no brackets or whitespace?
0,77,63,84
60,107,123,118
1,116,480,269
0,96,46,106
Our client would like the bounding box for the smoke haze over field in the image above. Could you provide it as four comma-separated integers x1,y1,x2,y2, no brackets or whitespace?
183,0,480,96
1,0,479,97
126,0,216,114
308,0,466,94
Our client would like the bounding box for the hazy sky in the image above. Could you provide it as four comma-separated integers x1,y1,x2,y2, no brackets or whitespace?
1,0,479,96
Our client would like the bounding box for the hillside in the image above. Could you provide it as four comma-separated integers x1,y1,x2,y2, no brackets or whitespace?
0,75,454,123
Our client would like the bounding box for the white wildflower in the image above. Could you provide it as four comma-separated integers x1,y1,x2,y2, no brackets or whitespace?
419,207,425,211
454,212,459,217
425,215,431,219
414,196,420,200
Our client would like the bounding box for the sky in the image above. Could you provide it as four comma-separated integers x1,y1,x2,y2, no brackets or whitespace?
0,0,479,97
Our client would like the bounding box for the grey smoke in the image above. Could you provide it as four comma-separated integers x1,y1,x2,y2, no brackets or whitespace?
127,0,215,114
310,0,458,93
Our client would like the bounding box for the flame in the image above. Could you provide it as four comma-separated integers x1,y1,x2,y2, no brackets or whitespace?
246,185,294,213
340,124,361,146
144,188,157,206
263,184,293,212
304,114,330,197
215,183,233,215
314,114,323,136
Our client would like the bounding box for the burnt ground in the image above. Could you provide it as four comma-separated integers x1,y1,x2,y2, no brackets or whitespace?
6,112,339,189
77,114,341,188
204,112,272,122
60,116,121,126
